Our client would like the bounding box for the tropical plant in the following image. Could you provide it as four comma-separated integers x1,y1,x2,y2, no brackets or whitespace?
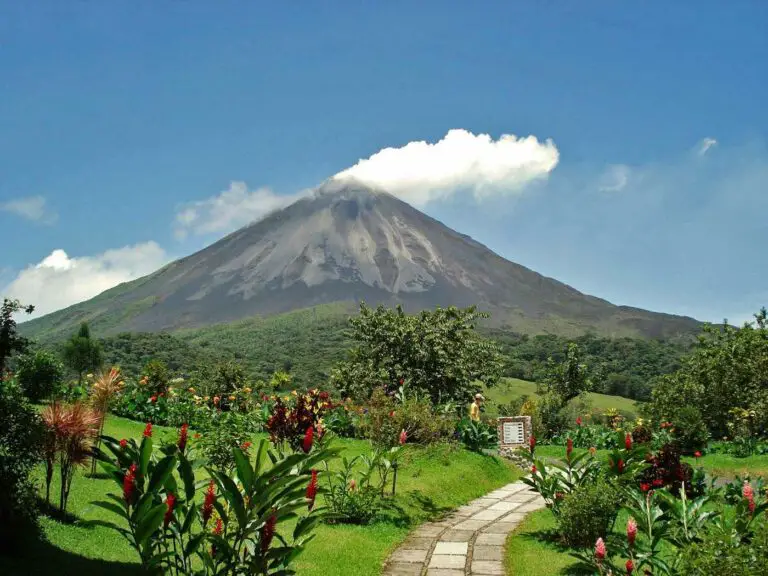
199,410,256,473
88,367,124,475
265,389,335,454
323,454,382,524
15,349,65,402
457,417,497,452
92,428,338,575
557,476,621,547
41,402,101,514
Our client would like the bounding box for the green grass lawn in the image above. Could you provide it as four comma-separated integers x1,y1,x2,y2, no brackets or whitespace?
0,414,520,576
483,378,640,419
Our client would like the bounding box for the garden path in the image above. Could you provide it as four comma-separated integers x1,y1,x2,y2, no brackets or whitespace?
382,481,545,576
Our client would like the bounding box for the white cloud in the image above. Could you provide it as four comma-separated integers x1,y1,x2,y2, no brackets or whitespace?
332,128,560,206
697,137,718,156
173,181,306,239
2,242,168,318
598,164,631,192
0,195,58,224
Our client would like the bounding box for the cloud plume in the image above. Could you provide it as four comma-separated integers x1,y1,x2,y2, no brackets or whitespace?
332,128,559,206
0,195,58,224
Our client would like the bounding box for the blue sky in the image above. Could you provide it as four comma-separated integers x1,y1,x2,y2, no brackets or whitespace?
1,1,766,324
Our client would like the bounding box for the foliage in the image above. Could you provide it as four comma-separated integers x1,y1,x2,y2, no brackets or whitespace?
457,417,497,452
89,367,125,474
637,443,698,498
541,343,592,403
41,402,101,514
141,358,170,396
557,477,621,547
265,389,335,454
323,454,382,524
322,403,359,438
550,423,619,450
0,376,44,553
671,406,710,454
0,298,35,375
198,410,257,472
648,308,768,438
678,523,768,575
332,303,504,405
93,428,338,575
15,349,65,402
62,322,104,383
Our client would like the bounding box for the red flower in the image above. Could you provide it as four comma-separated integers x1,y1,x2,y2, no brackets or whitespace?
529,434,536,454
123,463,138,504
119,438,128,449
213,396,220,406
652,478,664,487
555,491,564,500
178,424,188,453
566,438,573,458
594,537,606,561
744,481,756,513
143,422,153,438
626,558,634,574
530,465,537,475
241,441,252,451
302,426,314,454
213,517,223,536
399,378,404,386
618,459,625,473
150,395,157,403
576,416,582,426
640,482,651,492
694,450,702,459
194,433,201,440
627,517,637,547
749,498,756,513
625,433,632,451
261,513,277,552
306,469,318,511
202,480,215,527
389,410,395,418
399,429,407,445
164,492,176,528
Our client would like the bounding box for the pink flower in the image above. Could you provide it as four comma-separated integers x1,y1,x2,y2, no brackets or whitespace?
143,422,153,438
694,450,702,459
594,537,606,561
399,429,407,445
627,517,637,547
743,482,754,500
302,426,314,454
625,433,632,451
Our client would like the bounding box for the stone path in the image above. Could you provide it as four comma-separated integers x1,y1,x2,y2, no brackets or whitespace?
383,481,545,576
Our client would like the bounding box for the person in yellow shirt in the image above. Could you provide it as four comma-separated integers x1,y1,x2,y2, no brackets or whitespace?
469,393,484,422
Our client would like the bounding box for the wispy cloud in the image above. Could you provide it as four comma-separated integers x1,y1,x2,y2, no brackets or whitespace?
597,164,631,192
0,195,58,224
173,181,307,240
332,128,560,206
697,137,718,156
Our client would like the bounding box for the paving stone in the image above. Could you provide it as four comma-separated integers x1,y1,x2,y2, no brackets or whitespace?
505,492,538,503
481,521,519,534
413,524,445,537
452,519,488,531
384,561,424,575
429,554,467,569
402,536,434,550
390,548,429,563
473,498,500,506
471,508,508,521
433,542,468,555
427,570,464,576
488,501,521,512
475,532,507,546
471,559,504,575
498,512,527,524
439,529,475,542
516,502,544,513
473,545,503,561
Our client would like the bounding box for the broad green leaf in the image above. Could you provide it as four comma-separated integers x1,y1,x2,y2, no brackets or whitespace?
178,454,196,501
139,435,153,477
233,447,254,493
90,500,128,519
135,503,165,546
148,455,177,494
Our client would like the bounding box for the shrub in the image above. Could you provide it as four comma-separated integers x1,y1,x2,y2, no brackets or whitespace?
323,455,382,524
199,410,256,472
556,477,621,547
672,406,710,454
678,522,768,575
457,418,497,452
265,389,335,453
15,350,65,402
141,359,170,396
0,378,44,553
638,443,697,498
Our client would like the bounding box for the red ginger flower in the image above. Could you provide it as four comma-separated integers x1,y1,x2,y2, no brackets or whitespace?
694,450,702,458
625,433,632,451
119,438,128,449
627,517,637,547
349,478,357,491
178,423,188,453
143,422,153,438
594,537,606,561
307,469,318,511
576,416,582,426
743,482,755,500
202,480,216,526
618,459,625,473
399,429,407,445
640,482,651,492
652,478,663,487
261,513,277,552
150,395,157,403
213,517,223,536
529,434,536,454
302,426,314,454
164,492,176,528
626,558,634,574
566,438,573,458
241,441,252,451
530,465,537,475
123,463,138,504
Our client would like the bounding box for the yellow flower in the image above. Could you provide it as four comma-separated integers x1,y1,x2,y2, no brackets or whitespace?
291,390,298,396
204,396,210,401
188,387,195,393
228,395,236,401
244,387,252,394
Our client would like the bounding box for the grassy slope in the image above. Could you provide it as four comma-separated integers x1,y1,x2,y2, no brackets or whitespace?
483,378,640,418
0,415,519,576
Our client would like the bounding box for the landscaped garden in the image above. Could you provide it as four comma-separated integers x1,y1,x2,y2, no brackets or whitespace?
1,297,768,575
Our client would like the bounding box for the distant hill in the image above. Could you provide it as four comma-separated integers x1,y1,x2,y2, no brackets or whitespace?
19,180,702,344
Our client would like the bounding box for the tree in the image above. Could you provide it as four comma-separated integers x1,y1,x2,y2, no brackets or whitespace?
540,342,592,403
331,303,504,405
62,323,103,384
0,298,35,375
16,350,65,402
647,307,768,438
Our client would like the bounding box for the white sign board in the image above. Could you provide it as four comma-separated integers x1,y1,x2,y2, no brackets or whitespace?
502,421,525,445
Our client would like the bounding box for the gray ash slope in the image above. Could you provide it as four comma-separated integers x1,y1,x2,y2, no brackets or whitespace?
21,180,701,340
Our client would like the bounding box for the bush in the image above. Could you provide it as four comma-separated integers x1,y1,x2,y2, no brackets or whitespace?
265,389,335,453
678,523,768,575
672,406,710,454
556,477,621,547
0,378,44,553
198,410,256,472
323,455,383,524
638,442,698,498
15,350,65,402
457,418,497,452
